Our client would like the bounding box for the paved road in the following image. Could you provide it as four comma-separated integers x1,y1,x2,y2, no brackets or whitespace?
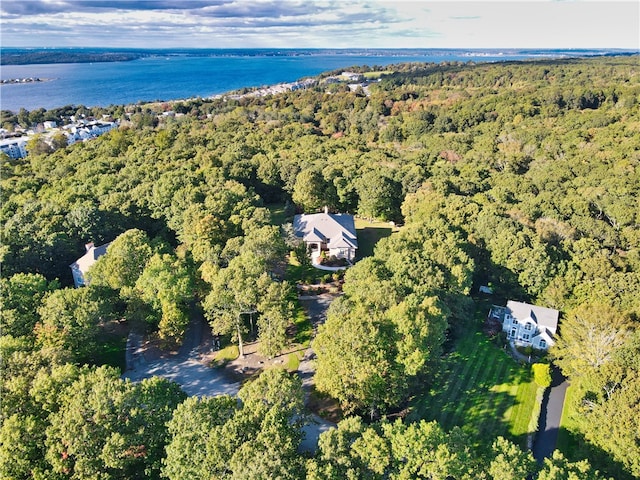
533,366,569,462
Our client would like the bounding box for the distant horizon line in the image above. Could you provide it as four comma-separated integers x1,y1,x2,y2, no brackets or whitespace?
4,46,638,51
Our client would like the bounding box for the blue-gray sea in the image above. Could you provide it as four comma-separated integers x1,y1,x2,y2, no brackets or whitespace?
0,49,623,112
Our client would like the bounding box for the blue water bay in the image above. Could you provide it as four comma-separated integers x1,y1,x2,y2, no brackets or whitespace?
0,49,617,111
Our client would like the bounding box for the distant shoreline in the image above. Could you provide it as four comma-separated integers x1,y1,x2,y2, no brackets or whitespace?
2,47,637,66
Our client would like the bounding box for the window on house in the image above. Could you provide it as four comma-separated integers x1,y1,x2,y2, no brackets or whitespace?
510,328,516,338
524,323,532,331
523,333,530,340
540,340,546,349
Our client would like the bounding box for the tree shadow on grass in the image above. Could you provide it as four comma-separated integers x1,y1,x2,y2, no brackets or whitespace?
556,426,634,480
410,334,535,451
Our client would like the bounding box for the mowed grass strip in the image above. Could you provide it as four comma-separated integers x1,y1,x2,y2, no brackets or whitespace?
446,338,492,430
425,340,483,427
473,354,510,439
508,371,537,439
412,328,534,445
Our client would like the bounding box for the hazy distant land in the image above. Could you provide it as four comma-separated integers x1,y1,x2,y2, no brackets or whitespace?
2,47,637,66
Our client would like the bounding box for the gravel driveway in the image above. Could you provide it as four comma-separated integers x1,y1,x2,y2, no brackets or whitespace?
122,295,339,451
122,330,240,397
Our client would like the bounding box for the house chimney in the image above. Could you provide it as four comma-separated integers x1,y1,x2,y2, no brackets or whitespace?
324,206,328,214
85,242,94,252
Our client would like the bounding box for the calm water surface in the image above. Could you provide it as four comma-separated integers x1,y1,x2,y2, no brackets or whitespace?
0,52,542,111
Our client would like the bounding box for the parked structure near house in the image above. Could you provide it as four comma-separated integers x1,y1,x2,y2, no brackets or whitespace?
490,300,559,351
70,242,111,287
293,208,358,265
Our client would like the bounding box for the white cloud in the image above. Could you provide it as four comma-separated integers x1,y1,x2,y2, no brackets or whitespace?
1,0,638,48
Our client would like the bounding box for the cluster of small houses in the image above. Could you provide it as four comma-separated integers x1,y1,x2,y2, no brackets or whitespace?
0,118,118,159
71,207,559,355
221,71,373,101
1,71,378,160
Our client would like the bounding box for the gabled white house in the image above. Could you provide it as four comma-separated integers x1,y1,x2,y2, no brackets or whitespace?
70,242,111,287
492,300,559,351
293,208,358,265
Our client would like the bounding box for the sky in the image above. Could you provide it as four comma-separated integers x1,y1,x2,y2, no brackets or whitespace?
1,0,638,50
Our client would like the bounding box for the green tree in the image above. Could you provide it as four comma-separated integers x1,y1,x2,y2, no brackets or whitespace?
314,298,404,417
0,414,48,479
309,418,477,480
35,286,111,362
292,169,336,212
203,251,266,357
538,450,611,480
88,229,153,294
163,395,238,480
165,369,303,480
552,303,633,379
356,169,402,222
26,134,52,156
135,253,194,340
488,436,537,480
45,367,186,479
0,272,59,339
257,280,294,358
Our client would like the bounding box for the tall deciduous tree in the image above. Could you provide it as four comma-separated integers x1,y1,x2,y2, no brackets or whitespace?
355,169,402,222
0,272,59,339
135,253,194,340
551,303,633,378
488,436,537,480
88,228,153,295
164,369,304,480
257,281,294,358
314,298,404,417
35,286,111,362
163,395,238,480
537,450,611,480
203,251,266,357
45,367,185,479
292,169,336,212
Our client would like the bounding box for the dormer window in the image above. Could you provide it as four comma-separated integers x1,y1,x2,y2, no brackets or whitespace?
524,323,532,331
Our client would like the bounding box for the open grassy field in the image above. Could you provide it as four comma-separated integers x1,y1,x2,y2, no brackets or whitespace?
410,318,537,448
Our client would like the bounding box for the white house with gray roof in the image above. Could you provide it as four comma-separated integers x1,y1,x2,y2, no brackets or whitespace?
293,208,358,265
491,300,559,351
70,242,111,287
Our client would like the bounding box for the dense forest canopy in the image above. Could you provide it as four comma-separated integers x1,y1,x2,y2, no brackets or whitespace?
1,55,639,479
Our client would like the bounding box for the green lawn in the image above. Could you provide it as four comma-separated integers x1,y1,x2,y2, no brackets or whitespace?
354,217,394,260
363,70,394,79
410,326,536,448
267,203,291,226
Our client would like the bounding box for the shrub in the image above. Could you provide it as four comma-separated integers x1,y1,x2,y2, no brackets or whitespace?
532,363,552,388
286,353,301,372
